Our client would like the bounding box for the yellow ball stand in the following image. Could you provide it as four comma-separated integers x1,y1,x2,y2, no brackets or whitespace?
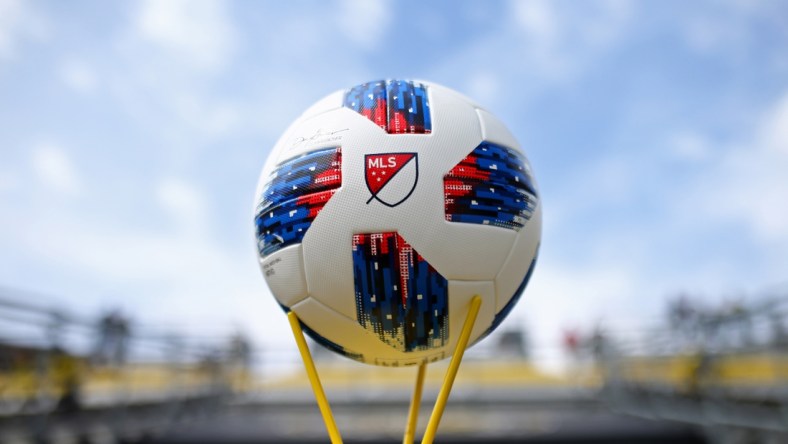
287,295,483,444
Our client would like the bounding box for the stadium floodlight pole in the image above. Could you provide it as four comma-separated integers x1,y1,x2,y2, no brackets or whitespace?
420,295,482,444
287,311,343,444
403,362,427,444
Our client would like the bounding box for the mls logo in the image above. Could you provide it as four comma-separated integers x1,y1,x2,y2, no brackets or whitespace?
365,153,419,207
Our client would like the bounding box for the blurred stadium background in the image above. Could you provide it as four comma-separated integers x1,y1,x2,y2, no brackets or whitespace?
1,285,786,443
1,0,787,442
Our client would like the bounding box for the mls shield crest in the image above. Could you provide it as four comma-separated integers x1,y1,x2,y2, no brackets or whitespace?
365,153,418,207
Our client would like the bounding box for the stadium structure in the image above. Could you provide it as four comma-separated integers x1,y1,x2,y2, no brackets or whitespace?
0,286,786,443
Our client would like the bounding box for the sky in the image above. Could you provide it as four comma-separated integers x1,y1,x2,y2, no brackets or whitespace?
1,0,787,361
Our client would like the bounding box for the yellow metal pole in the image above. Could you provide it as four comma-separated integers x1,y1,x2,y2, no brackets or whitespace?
287,311,343,444
403,362,427,444
421,296,482,444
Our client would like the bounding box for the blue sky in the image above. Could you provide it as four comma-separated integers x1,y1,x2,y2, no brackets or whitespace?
1,0,787,357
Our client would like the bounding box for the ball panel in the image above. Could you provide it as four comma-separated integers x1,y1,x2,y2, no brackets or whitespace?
344,80,387,131
444,142,538,232
301,84,492,317
273,108,358,164
255,147,341,256
476,108,521,151
343,79,432,134
415,222,515,281
352,232,449,353
480,251,538,342
298,317,365,362
447,280,497,348
385,80,431,134
290,297,369,363
494,203,542,313
255,116,307,199
368,356,441,367
292,296,438,366
260,245,308,308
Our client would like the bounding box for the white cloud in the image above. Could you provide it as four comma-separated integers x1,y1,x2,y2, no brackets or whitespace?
31,143,82,196
684,16,729,54
337,0,391,51
157,178,204,217
135,0,238,72
2,168,281,344
509,0,633,61
156,178,207,235
60,58,98,93
445,0,635,104
511,257,644,371
171,94,242,138
760,91,788,155
682,91,788,247
511,0,558,45
0,170,18,193
670,131,712,163
22,213,278,341
680,1,785,57
108,0,249,147
526,93,788,358
465,71,499,106
730,93,788,243
0,0,23,58
0,0,47,60
525,261,638,325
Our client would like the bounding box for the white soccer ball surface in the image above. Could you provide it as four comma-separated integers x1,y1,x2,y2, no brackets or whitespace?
254,79,541,366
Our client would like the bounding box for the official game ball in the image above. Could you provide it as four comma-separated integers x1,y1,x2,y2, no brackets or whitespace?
254,79,541,366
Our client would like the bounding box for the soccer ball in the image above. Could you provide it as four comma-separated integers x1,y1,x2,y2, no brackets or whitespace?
254,79,541,366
